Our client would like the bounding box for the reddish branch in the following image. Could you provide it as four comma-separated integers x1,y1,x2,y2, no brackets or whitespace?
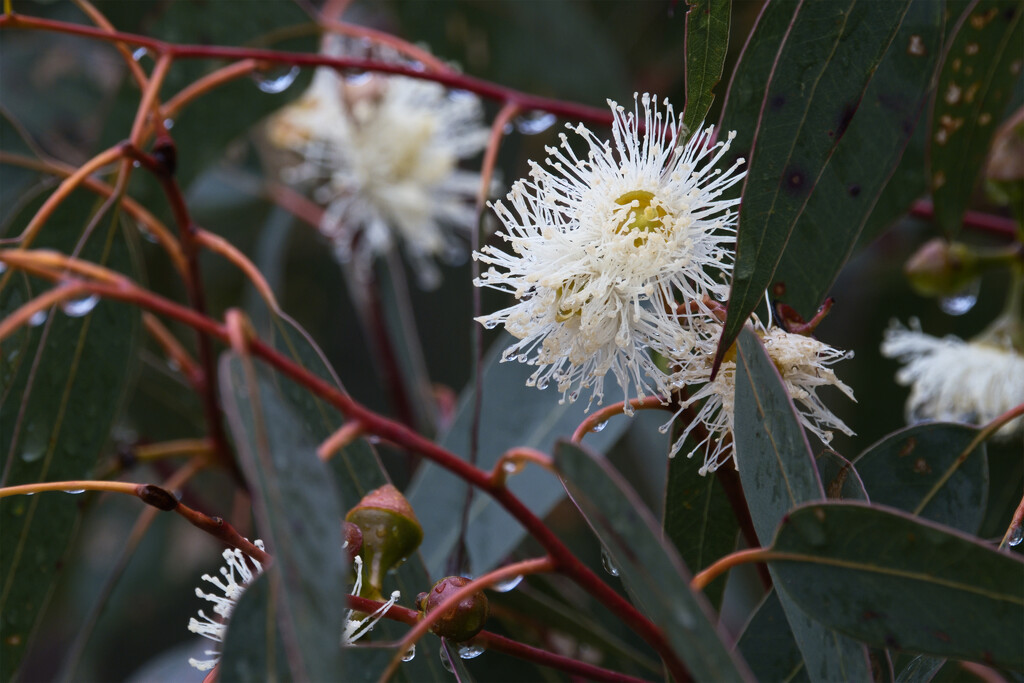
0,12,615,127
0,260,690,682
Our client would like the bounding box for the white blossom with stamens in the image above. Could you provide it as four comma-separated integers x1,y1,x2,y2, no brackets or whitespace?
268,60,489,289
670,319,856,475
881,319,1024,438
475,93,745,408
342,555,400,645
187,541,266,672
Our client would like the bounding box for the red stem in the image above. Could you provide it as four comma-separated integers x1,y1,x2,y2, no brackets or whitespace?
0,13,615,127
346,595,653,683
911,200,1018,238
10,274,688,681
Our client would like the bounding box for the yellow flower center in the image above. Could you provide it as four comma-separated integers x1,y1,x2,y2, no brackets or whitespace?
615,190,669,246
555,280,588,322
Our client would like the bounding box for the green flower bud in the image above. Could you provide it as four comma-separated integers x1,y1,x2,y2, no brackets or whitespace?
345,484,423,601
904,238,978,297
418,576,489,642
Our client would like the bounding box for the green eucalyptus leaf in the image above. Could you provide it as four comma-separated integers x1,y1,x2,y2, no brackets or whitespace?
663,426,738,610
929,0,1024,234
219,573,290,683
769,502,1024,670
719,0,914,359
733,326,872,682
683,0,732,134
408,335,629,578
896,654,947,683
817,449,869,501
854,423,989,534
773,0,944,317
1,193,139,681
737,590,810,683
555,440,754,682
219,353,345,681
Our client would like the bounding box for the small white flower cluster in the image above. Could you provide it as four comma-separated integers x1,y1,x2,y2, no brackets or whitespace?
187,541,266,672
475,93,856,474
881,318,1024,438
476,93,744,409
268,50,489,289
671,318,856,474
187,543,397,672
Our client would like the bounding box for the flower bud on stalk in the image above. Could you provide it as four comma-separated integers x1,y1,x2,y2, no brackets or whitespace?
417,576,489,642
345,484,423,601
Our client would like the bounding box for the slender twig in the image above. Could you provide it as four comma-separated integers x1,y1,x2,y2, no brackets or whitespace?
378,557,556,683
455,101,522,575
194,228,280,311
161,59,260,120
69,0,149,91
318,421,365,461
691,547,771,591
0,14,616,127
142,313,202,386
345,595,652,683
489,447,555,487
910,200,1017,238
0,254,690,681
571,396,668,443
133,438,214,462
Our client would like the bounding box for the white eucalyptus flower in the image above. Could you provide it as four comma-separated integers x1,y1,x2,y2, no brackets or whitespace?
187,541,266,672
475,93,745,408
670,319,855,475
881,318,1024,438
268,62,489,288
342,555,400,645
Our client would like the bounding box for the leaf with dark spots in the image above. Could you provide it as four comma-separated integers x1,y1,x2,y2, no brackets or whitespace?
928,0,1024,235
771,0,944,317
853,423,988,534
718,0,917,359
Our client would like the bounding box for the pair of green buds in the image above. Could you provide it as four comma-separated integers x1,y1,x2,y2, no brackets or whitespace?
344,484,489,642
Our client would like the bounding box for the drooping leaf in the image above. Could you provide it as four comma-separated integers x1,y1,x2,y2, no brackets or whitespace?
737,590,810,683
768,502,1024,670
773,0,944,317
683,0,732,134
854,423,989,534
555,440,754,682
0,194,139,681
929,0,1024,235
733,326,872,682
219,354,345,681
407,335,629,578
663,423,738,610
718,0,914,362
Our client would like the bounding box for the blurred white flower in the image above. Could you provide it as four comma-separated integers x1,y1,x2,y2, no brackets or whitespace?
881,319,1024,438
475,93,745,408
268,62,489,289
187,541,265,672
670,319,855,475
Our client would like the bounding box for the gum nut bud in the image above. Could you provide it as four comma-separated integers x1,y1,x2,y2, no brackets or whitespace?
904,238,977,297
421,576,489,642
343,521,363,564
345,485,423,596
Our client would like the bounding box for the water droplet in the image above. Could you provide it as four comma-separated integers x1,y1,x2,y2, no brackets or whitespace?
252,66,300,94
137,223,160,244
166,358,181,372
601,548,620,577
345,71,373,87
131,47,148,62
458,644,485,660
515,111,557,135
492,575,522,593
366,435,381,445
60,294,99,318
163,118,174,130
591,420,608,433
28,310,47,327
502,460,520,474
1008,526,1024,547
439,647,454,673
63,489,85,495
401,644,416,662
20,449,43,463
0,262,7,274
939,279,980,315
